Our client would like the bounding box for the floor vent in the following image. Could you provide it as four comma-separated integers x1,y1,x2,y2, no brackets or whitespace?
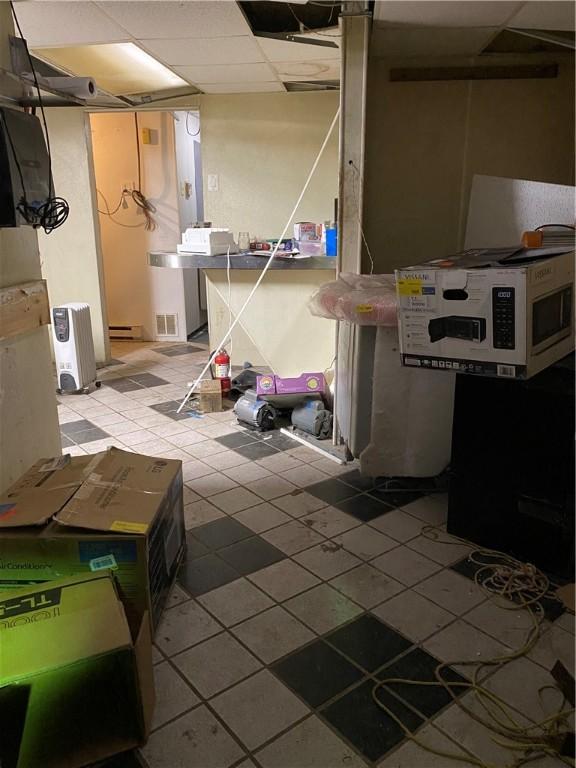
156,313,178,337
109,324,143,340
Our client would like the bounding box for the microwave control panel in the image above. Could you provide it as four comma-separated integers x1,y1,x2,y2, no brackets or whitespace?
492,287,515,350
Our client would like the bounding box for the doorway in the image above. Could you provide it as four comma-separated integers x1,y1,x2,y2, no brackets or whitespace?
90,109,206,344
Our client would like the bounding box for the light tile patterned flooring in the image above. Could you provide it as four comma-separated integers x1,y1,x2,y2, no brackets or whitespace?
58,342,574,768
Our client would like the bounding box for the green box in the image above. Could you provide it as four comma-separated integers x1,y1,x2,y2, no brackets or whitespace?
0,573,154,768
0,448,185,633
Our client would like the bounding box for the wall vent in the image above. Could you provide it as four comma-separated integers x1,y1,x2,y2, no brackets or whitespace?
156,313,178,336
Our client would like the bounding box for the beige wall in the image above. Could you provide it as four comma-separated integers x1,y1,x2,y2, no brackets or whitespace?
200,92,339,240
90,111,181,340
40,108,110,362
363,56,575,273
206,267,337,375
0,7,60,490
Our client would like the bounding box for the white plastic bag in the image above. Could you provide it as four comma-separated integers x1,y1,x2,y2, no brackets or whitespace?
308,273,398,326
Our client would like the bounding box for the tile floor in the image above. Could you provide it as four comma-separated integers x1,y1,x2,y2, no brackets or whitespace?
59,341,574,768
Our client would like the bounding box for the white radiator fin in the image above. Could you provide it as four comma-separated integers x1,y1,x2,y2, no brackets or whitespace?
156,314,178,336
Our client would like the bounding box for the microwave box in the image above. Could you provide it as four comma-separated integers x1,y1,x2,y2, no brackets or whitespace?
396,248,574,379
0,573,154,768
0,448,185,633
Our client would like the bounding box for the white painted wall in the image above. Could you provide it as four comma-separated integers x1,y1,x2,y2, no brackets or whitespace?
0,6,60,491
363,57,575,273
173,110,203,228
39,108,110,363
200,92,339,240
90,111,182,340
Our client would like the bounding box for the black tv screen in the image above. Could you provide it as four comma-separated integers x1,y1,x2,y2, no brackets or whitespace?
0,107,52,227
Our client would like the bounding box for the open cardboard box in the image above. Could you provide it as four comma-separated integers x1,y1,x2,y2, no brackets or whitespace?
0,573,154,768
0,448,185,633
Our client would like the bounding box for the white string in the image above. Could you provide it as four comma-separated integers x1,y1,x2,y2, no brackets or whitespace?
177,107,340,413
350,161,375,275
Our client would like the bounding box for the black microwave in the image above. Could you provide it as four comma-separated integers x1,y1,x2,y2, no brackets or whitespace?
532,285,573,355
429,316,487,343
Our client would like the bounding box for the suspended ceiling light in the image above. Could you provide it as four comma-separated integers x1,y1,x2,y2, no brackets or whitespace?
32,42,188,96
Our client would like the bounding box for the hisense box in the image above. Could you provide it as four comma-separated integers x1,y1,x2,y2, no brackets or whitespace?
0,448,185,633
0,573,154,768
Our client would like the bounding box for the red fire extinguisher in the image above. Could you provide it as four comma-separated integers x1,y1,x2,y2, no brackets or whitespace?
213,349,231,395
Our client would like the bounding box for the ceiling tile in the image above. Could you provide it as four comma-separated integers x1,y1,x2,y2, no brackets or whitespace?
508,1,575,31
373,1,523,28
198,82,286,94
370,27,499,57
96,1,251,39
15,1,129,47
141,36,265,66
273,60,340,82
175,62,278,84
256,36,340,62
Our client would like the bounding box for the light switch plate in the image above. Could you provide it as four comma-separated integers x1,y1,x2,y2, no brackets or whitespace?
207,174,219,192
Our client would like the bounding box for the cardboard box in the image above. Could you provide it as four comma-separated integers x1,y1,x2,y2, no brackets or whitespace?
256,373,326,396
197,379,222,413
0,573,154,768
0,448,185,632
396,248,574,379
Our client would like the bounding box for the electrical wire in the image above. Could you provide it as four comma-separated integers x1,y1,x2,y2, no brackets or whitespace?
129,113,157,230
177,107,340,413
371,530,574,768
9,0,69,233
96,189,145,229
287,3,342,37
186,111,200,137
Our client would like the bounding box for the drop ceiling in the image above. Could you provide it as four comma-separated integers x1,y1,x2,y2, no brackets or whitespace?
13,1,574,100
14,0,341,98
371,0,575,58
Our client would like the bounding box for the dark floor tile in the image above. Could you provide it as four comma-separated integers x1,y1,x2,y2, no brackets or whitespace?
128,373,168,388
106,358,125,367
321,679,423,762
326,615,413,673
61,434,75,448
104,378,144,393
305,479,359,505
61,418,96,435
235,442,279,460
71,427,110,444
260,433,298,452
369,488,424,509
273,640,365,708
184,533,211,560
157,345,204,357
339,470,381,492
218,536,285,575
335,494,394,522
150,401,193,421
376,647,467,718
178,553,240,597
193,517,254,551
215,432,261,449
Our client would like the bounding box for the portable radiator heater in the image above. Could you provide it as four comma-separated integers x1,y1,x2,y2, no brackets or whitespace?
52,303,99,394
